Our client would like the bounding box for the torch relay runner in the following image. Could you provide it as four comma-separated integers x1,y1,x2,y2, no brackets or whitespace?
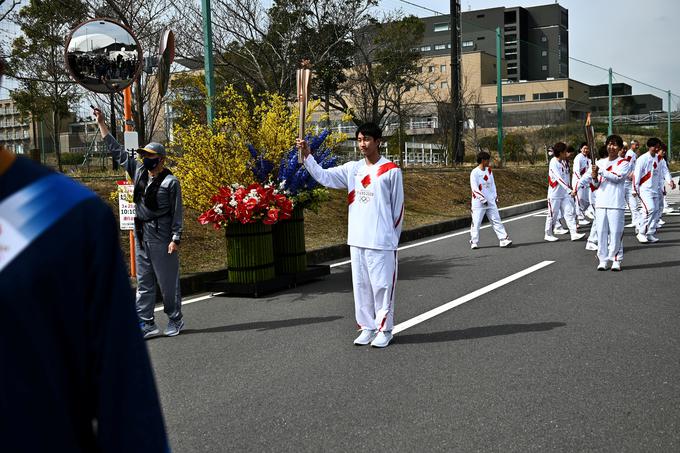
297,123,404,348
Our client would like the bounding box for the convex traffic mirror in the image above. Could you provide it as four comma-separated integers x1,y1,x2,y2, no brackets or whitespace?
65,18,143,94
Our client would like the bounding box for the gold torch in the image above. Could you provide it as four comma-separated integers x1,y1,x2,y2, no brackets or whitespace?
297,60,312,163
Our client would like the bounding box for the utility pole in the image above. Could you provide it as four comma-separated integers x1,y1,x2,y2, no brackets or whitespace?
496,27,503,165
608,67,613,136
450,0,463,164
202,0,215,124
668,90,672,161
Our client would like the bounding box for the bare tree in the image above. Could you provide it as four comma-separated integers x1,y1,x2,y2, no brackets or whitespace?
168,0,375,102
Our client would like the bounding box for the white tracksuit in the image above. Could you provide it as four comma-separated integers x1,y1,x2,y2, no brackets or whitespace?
545,157,577,236
572,153,591,220
593,156,629,264
633,152,660,236
304,154,404,333
622,149,639,227
469,166,509,245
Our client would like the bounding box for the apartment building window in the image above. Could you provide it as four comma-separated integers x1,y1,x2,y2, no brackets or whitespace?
429,82,436,90
462,40,474,47
477,36,485,40
502,95,525,103
434,23,450,32
541,50,548,57
440,81,448,89
428,65,435,73
420,45,431,52
476,14,485,18
541,36,547,42
533,91,564,100
541,65,548,71
440,64,447,73
435,44,447,50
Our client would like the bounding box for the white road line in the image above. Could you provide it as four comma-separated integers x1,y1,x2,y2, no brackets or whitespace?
392,260,554,335
155,292,224,312
175,205,548,308
330,209,545,268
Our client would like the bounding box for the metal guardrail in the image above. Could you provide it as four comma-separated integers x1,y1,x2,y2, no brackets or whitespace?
336,141,447,166
592,111,680,125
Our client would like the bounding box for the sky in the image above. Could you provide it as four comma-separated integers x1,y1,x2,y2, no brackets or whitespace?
378,0,680,110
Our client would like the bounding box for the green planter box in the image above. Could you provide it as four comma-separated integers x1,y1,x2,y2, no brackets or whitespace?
226,222,275,284
272,205,307,275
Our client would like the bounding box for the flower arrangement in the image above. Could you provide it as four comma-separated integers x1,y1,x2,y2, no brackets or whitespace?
198,182,294,228
248,129,342,212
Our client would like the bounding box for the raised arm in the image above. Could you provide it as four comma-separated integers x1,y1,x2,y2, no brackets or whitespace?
93,108,137,179
298,139,351,189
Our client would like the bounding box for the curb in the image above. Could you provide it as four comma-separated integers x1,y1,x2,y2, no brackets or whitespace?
180,198,547,295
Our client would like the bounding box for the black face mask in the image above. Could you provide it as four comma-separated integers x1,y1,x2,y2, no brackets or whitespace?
143,157,161,170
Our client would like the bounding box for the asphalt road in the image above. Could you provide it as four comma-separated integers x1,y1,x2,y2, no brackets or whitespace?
148,183,680,453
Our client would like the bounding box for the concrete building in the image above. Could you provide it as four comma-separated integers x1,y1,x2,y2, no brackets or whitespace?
419,3,568,82
589,83,663,116
0,98,31,154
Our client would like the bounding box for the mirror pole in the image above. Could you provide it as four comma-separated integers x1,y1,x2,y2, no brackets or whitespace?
201,0,215,125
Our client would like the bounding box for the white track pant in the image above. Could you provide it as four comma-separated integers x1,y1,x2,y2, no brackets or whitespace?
624,184,640,227
350,247,397,333
575,186,590,220
470,205,509,245
587,208,598,244
545,197,577,235
637,193,658,236
595,208,625,263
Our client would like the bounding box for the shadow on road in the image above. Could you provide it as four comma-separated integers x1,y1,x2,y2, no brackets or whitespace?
180,315,343,335
394,322,566,344
616,260,680,270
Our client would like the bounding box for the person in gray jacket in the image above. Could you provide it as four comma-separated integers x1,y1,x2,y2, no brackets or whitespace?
94,108,184,339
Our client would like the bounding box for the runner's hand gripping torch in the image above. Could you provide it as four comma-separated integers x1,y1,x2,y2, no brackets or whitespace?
585,113,599,182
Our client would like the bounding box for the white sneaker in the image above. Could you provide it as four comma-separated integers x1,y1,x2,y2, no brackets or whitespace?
499,238,513,248
371,331,393,348
353,329,377,346
544,234,559,242
585,211,596,220
470,242,478,249
585,241,598,251
611,261,621,271
553,227,569,235
624,222,635,228
636,233,649,243
570,232,585,241
647,235,659,243
578,219,591,226
663,208,673,214
597,261,608,271
658,219,666,226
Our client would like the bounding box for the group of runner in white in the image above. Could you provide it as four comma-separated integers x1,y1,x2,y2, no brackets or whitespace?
298,125,674,349
471,135,675,271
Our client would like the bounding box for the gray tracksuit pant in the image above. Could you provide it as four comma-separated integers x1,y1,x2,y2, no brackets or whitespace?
135,237,182,322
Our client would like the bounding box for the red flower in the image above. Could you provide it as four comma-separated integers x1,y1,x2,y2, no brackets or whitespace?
198,182,295,227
